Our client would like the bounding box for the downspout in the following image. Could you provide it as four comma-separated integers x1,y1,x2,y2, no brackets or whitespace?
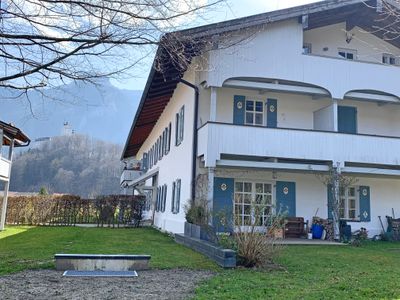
179,79,199,203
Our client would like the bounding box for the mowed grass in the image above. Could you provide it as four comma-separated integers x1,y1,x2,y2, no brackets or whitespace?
0,226,217,275
195,242,400,299
2,226,400,299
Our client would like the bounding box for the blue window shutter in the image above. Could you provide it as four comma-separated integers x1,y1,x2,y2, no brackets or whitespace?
142,153,148,172
213,177,234,233
233,95,245,125
327,184,334,220
276,181,296,217
338,106,357,134
359,186,371,222
266,98,277,128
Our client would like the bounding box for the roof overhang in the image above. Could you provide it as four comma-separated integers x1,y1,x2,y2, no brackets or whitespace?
0,121,30,147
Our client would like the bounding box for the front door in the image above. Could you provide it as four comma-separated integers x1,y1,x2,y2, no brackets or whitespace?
276,181,296,217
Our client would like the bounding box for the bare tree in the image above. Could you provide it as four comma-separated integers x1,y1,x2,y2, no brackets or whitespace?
0,0,222,93
316,166,358,241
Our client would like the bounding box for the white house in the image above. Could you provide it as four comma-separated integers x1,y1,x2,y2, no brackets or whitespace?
121,0,400,237
0,121,30,230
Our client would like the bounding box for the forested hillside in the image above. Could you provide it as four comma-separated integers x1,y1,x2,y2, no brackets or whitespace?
10,135,122,197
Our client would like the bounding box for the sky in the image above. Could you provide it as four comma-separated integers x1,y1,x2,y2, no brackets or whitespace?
111,0,319,90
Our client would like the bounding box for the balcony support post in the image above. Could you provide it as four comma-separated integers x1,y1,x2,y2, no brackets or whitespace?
332,98,338,132
210,87,217,122
207,167,215,226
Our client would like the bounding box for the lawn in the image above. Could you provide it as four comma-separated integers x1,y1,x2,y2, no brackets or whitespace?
1,226,400,299
0,226,217,275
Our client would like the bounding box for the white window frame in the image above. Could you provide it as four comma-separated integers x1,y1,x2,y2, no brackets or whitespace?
234,180,274,228
244,99,264,126
338,48,357,60
175,106,184,146
382,53,398,65
171,179,181,214
339,186,359,221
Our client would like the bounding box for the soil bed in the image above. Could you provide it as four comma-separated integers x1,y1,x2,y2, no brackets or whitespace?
0,269,214,300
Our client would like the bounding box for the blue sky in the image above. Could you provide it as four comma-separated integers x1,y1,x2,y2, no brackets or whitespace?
112,0,317,90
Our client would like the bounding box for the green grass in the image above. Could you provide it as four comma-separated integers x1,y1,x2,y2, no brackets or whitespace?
2,226,400,299
0,226,217,275
195,242,400,299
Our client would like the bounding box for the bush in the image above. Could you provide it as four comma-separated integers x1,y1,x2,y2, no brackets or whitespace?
184,200,208,226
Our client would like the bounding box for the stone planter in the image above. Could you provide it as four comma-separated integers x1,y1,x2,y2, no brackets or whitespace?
184,222,214,242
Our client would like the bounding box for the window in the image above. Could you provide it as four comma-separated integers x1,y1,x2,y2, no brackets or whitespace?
234,181,273,226
245,100,264,126
161,184,167,212
339,186,358,220
171,179,181,214
382,53,398,65
338,48,357,60
165,123,171,154
302,43,312,54
175,106,184,146
156,186,161,212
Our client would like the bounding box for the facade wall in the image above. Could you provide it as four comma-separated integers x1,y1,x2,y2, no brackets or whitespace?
135,70,197,233
199,87,332,130
339,99,400,137
200,19,400,98
214,167,400,237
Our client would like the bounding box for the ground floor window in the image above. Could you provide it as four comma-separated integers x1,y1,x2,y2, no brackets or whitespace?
234,181,273,226
339,186,358,220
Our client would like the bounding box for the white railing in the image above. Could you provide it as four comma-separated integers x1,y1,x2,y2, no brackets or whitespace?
198,122,400,168
0,157,11,179
120,169,142,185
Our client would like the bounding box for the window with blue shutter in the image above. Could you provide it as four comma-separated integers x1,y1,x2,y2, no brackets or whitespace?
233,95,245,125
338,106,357,134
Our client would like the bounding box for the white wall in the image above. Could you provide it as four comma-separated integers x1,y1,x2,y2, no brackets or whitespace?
339,99,400,137
135,70,196,233
214,167,400,237
304,23,400,64
314,104,335,131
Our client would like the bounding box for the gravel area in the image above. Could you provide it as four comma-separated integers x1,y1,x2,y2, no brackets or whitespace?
0,269,214,300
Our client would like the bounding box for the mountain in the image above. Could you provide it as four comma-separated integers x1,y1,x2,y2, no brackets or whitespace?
10,134,123,197
0,78,141,145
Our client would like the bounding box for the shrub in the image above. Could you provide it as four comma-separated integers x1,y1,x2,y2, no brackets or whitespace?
184,200,208,226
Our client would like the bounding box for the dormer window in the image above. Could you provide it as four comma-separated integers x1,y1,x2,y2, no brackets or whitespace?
338,48,357,60
382,53,398,65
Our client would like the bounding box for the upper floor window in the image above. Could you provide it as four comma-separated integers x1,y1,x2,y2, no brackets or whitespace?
338,48,357,60
302,43,312,54
175,106,184,146
382,53,398,65
245,100,264,126
339,186,358,220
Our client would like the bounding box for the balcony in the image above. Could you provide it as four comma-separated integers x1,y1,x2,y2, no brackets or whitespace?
0,157,10,179
198,122,400,170
120,169,142,185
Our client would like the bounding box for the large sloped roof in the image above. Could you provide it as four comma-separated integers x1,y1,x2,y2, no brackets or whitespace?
122,0,396,159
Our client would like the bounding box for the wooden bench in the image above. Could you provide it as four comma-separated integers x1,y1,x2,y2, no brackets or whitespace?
284,217,308,238
55,254,151,271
